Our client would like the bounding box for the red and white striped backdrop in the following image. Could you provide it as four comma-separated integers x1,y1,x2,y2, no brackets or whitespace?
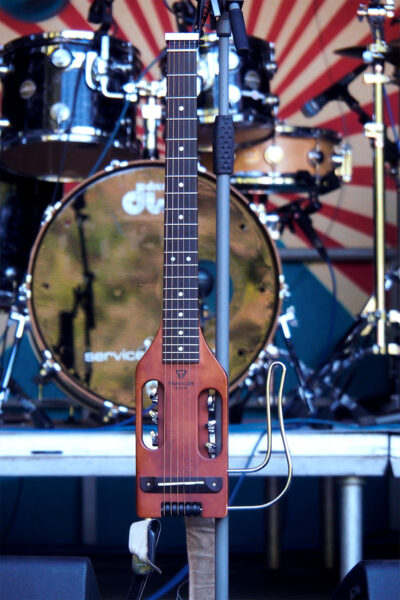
0,0,399,317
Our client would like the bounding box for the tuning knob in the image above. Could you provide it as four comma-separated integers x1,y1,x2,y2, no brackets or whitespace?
205,442,217,458
207,419,216,434
149,409,158,425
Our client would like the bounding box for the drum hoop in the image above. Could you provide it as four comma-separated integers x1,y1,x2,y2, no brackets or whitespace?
26,160,282,412
1,30,136,55
275,122,342,143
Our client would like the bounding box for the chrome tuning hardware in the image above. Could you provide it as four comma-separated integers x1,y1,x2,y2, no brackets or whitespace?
149,384,159,439
206,391,217,458
150,431,159,447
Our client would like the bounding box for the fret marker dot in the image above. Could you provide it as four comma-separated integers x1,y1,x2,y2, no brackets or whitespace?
178,291,183,297
178,330,183,335
170,256,176,262
186,256,191,262
178,312,183,317
178,346,183,352
179,146,184,152
179,105,184,111
179,182,184,188
178,214,184,220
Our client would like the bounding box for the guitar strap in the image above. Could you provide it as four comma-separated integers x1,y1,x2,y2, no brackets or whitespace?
127,518,161,600
185,517,215,600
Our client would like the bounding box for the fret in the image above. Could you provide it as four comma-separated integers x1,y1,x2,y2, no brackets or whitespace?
163,319,199,323
164,252,197,256
165,169,197,179
164,237,197,242
165,137,197,141
165,191,197,195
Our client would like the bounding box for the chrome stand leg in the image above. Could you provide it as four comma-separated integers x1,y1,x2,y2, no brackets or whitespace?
339,476,364,579
266,477,280,570
322,477,335,569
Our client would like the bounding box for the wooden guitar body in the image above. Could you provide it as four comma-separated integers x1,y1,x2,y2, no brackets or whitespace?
136,325,228,518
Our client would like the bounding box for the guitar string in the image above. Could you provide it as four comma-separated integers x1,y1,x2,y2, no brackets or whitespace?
176,37,181,511
164,37,172,513
192,38,199,514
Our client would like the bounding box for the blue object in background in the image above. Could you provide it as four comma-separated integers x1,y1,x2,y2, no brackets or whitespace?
0,0,68,22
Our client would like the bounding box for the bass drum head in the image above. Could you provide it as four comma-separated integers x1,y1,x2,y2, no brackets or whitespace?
27,161,281,414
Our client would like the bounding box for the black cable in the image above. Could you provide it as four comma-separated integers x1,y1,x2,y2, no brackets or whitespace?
1,477,24,543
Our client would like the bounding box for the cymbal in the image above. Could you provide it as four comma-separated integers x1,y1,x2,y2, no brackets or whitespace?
335,40,400,66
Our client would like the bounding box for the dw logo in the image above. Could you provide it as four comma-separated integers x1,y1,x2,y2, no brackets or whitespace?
176,369,187,380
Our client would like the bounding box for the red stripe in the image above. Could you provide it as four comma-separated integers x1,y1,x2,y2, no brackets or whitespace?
275,0,362,98
151,0,175,34
0,9,44,36
320,202,397,247
351,167,397,192
274,0,323,68
124,1,161,57
245,0,264,37
265,0,298,44
57,3,94,31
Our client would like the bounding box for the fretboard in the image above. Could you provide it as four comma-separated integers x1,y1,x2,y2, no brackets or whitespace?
163,33,200,364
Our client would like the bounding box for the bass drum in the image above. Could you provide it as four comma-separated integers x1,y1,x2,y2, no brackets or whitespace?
26,161,282,415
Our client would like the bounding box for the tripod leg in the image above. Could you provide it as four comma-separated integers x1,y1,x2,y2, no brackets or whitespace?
0,309,27,412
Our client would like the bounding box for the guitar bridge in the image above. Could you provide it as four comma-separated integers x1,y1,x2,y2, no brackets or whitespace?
140,476,222,494
161,502,202,517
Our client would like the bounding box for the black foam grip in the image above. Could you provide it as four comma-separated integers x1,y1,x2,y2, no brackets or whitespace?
212,115,234,175
229,7,249,56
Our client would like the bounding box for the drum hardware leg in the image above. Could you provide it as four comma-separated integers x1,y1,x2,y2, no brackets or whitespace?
278,307,316,414
274,194,328,262
0,296,28,414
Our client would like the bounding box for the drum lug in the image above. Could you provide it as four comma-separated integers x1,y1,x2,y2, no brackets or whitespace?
279,274,289,300
41,201,62,225
38,350,62,382
333,143,353,183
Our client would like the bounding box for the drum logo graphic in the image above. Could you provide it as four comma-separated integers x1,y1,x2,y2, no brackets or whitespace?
84,349,146,363
122,181,164,216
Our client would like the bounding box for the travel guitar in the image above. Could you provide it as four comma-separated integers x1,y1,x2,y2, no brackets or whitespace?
135,33,229,519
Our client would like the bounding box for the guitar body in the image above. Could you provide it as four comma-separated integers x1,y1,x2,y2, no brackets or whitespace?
136,325,228,518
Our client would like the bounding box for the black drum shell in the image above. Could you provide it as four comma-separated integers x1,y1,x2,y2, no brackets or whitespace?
0,31,142,181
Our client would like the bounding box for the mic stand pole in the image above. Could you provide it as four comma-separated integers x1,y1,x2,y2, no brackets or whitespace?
211,1,249,597
358,1,399,356
214,10,231,600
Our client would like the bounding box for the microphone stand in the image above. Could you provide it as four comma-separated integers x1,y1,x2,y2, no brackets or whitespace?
358,1,398,356
197,2,249,598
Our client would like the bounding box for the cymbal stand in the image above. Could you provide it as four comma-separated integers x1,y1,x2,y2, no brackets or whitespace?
358,0,399,356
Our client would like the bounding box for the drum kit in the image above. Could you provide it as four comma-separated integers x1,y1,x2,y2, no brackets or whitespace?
0,2,397,424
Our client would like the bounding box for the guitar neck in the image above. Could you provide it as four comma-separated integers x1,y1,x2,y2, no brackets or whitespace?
163,33,200,365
